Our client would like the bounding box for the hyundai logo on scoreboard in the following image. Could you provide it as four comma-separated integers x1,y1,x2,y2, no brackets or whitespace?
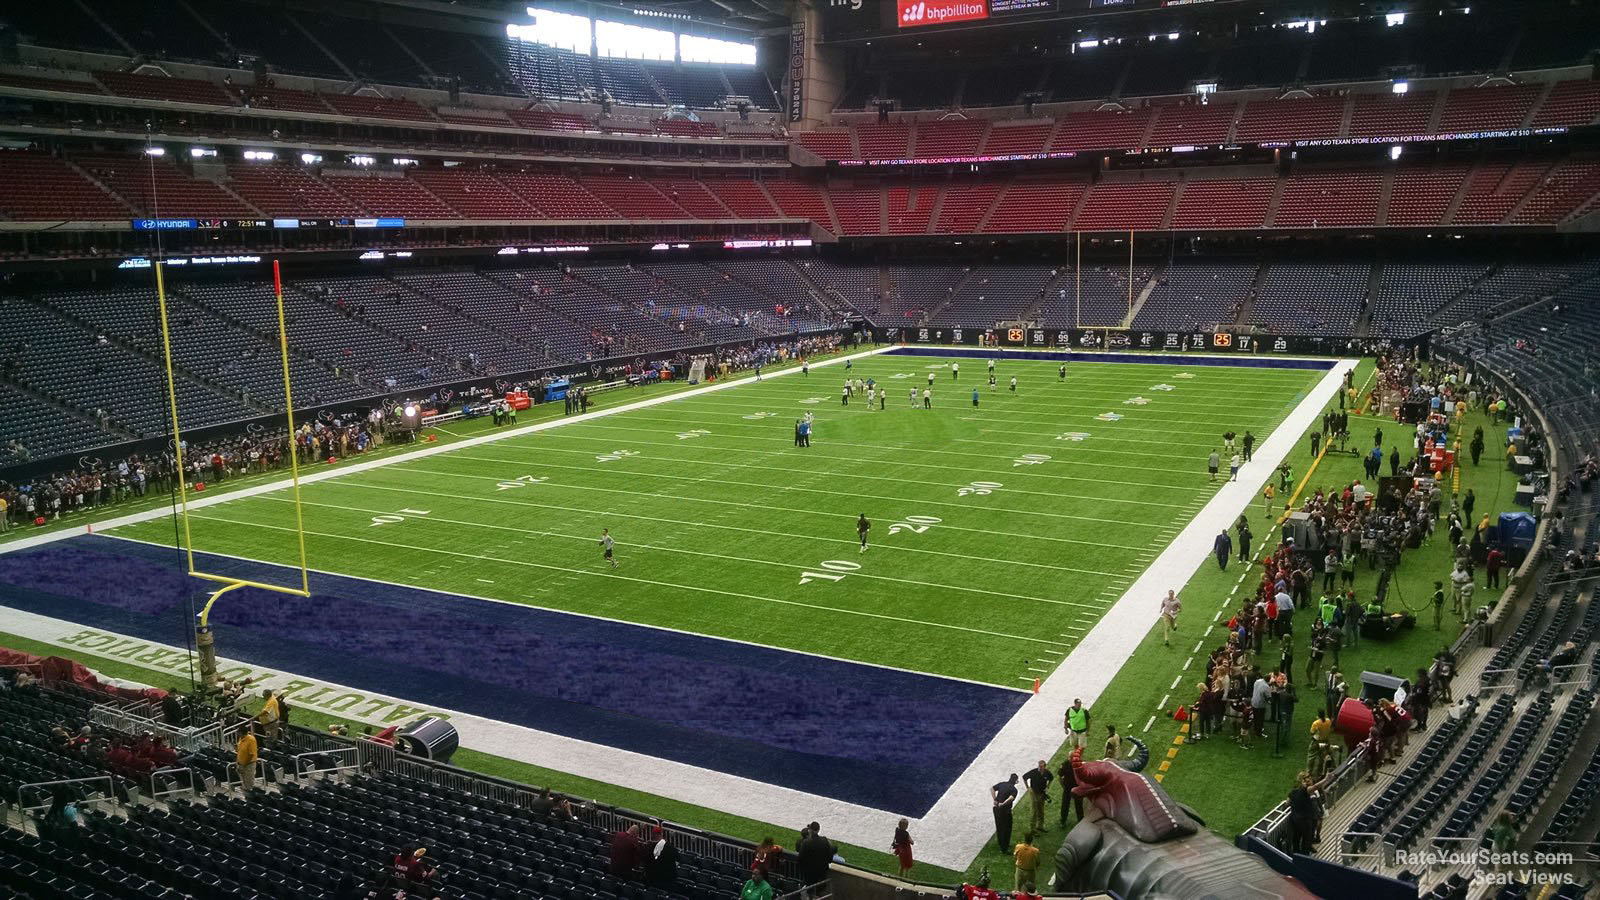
897,0,989,28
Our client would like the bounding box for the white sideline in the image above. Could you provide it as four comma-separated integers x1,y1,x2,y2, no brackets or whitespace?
0,350,1355,870
0,344,894,558
906,357,1357,866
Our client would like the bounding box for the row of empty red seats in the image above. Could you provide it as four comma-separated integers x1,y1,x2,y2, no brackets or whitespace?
10,152,1599,231
796,78,1600,162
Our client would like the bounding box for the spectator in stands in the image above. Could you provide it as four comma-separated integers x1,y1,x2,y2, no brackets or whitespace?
39,785,82,844
256,688,282,741
393,846,437,888
609,824,644,879
796,821,836,890
236,724,258,794
644,827,679,888
752,836,783,873
742,866,774,900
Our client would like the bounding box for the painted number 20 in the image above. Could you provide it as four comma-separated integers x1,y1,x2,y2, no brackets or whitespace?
888,515,942,535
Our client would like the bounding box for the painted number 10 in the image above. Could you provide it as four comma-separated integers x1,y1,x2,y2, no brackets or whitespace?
798,559,860,585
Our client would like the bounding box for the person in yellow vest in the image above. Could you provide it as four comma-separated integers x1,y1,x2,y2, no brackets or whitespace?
236,725,259,793
0,493,8,533
256,689,281,741
1064,699,1091,750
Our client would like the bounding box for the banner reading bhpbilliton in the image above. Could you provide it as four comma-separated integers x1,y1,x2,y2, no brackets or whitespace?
897,0,990,28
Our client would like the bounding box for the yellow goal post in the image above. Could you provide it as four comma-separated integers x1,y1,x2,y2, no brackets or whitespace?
153,258,312,681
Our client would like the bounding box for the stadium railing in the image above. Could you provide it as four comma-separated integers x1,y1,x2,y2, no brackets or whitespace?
87,701,223,753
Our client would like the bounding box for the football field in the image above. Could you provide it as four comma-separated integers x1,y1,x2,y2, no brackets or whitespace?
102,351,1323,686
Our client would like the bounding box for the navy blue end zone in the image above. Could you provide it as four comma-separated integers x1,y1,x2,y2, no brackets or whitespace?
0,535,1025,815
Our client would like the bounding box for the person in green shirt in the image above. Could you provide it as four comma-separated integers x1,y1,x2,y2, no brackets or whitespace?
741,868,774,900
1340,552,1356,589
1319,595,1338,626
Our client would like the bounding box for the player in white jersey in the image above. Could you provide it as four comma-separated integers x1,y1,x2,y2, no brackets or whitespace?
1009,376,1018,394
599,529,617,569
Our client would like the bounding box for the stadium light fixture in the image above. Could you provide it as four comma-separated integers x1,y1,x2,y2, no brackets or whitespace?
350,155,376,166
1392,81,1409,94
1385,13,1406,26
243,150,276,161
190,147,217,158
143,146,166,157
1077,39,1100,49
392,157,419,166
1390,145,1403,160
1168,32,1180,40
300,152,323,165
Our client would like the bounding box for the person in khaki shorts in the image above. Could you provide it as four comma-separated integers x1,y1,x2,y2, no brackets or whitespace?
236,725,259,793
1262,483,1276,518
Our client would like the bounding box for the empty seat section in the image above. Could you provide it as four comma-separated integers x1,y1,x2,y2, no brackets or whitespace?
1250,263,1368,337
985,180,1085,233
793,131,855,161
1512,159,1600,224
1529,80,1600,128
655,180,734,218
226,162,364,217
1233,96,1346,143
410,169,540,219
75,152,257,218
1038,266,1153,327
1436,84,1542,134
1368,263,1487,338
829,187,881,236
764,181,835,231
1075,181,1175,232
886,187,937,235
1450,161,1549,225
1145,103,1237,148
95,71,236,105
1273,170,1382,227
497,173,618,219
0,151,129,220
934,184,1002,234
1386,164,1469,226
321,173,458,218
704,178,779,218
912,120,988,158
1348,91,1439,139
581,175,690,219
1133,263,1254,331
935,265,1057,326
321,93,437,123
1049,110,1151,153
855,124,911,161
1170,178,1273,230
982,124,1053,157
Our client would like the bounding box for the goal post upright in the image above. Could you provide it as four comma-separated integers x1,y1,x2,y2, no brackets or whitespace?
153,257,313,689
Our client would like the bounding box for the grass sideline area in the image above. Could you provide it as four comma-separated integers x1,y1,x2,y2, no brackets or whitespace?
959,357,1525,888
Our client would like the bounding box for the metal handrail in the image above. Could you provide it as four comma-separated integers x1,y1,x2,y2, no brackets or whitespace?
17,776,117,814
88,702,222,753
293,747,359,778
146,767,197,802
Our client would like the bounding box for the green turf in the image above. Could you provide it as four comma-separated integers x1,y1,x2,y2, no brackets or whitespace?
108,354,1326,686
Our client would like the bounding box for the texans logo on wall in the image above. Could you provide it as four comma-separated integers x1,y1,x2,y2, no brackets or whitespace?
495,379,510,393
318,409,336,423
78,456,102,470
590,365,603,378
439,389,454,403
246,423,266,435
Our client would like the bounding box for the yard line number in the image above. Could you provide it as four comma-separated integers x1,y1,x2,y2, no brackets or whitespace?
675,429,711,440
798,559,861,586
370,508,431,527
958,481,1003,497
495,475,550,491
595,449,641,462
1013,453,1051,467
888,515,942,536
